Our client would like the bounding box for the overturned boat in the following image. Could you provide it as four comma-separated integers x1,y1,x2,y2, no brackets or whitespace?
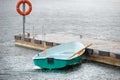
33,42,91,69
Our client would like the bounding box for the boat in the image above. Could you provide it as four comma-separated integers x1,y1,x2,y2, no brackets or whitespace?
33,42,89,69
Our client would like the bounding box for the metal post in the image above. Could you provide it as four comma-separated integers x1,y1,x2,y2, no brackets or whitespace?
23,2,25,39
33,26,34,39
42,25,47,56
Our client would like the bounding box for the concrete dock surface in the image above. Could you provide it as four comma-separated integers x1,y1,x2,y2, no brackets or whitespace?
33,33,120,54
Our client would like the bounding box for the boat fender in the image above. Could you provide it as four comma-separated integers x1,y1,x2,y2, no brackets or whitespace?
115,54,120,59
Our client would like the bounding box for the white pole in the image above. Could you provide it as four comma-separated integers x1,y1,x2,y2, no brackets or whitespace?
42,25,47,56
33,26,35,39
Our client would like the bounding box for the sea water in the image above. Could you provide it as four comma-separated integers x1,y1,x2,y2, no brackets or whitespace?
0,0,120,80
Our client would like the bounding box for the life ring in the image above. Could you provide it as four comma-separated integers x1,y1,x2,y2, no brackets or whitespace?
16,0,32,16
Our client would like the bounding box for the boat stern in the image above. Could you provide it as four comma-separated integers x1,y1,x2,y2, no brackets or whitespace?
33,58,67,69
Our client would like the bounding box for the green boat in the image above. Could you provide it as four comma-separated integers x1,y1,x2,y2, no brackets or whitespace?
33,42,85,69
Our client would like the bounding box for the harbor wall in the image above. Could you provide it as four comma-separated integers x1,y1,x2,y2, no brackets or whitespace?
84,48,120,66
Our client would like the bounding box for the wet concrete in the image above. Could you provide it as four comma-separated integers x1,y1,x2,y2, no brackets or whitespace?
34,33,120,53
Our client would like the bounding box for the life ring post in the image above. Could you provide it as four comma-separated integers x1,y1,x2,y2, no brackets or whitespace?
16,0,32,39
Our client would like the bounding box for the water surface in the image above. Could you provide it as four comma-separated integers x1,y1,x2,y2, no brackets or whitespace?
0,0,120,80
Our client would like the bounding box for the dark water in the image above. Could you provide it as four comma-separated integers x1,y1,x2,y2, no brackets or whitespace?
0,0,120,80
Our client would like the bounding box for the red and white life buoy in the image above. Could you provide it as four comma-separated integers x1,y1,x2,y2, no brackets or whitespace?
16,0,32,16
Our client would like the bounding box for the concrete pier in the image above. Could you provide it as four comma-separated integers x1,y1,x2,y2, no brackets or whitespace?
15,33,120,66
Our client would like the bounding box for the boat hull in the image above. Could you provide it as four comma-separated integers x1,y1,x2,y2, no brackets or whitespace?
33,42,85,69
33,55,83,69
